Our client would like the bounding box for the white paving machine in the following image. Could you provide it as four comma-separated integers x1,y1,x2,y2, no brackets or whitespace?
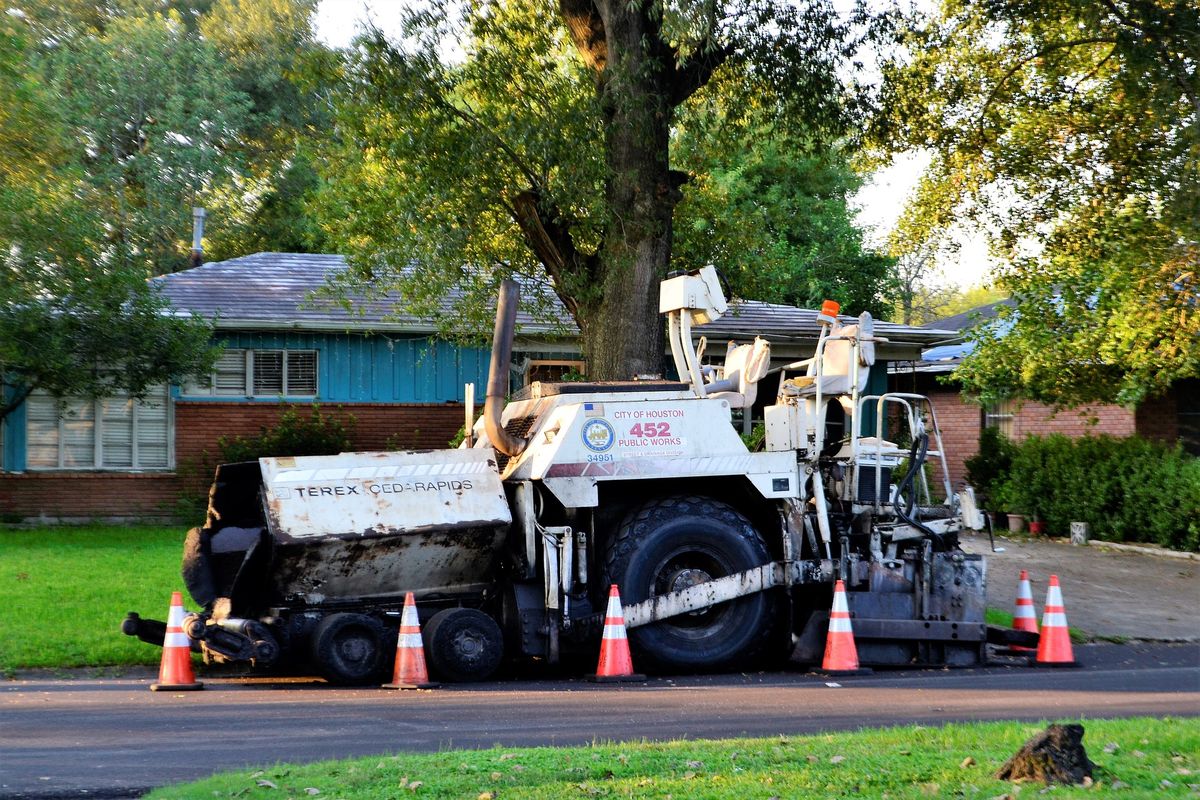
124,267,1020,683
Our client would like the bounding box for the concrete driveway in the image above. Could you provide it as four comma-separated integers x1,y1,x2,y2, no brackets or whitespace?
961,532,1199,642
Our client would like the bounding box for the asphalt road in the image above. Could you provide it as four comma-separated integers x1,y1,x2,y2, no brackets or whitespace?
2,643,1198,800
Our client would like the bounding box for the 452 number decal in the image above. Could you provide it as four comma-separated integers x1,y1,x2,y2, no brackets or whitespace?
629,422,671,438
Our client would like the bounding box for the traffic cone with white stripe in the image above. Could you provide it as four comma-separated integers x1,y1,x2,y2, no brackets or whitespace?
1000,569,1039,654
1031,574,1081,668
384,592,439,689
150,591,203,691
589,585,645,682
818,580,871,676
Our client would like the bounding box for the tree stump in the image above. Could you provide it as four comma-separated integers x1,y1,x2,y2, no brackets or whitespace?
996,723,1094,784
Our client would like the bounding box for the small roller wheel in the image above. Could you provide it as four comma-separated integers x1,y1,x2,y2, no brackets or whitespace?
423,608,504,682
310,612,387,686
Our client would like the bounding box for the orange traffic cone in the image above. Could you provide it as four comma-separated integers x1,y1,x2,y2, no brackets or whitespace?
150,591,203,692
383,592,439,689
1032,574,1081,668
589,585,645,682
1000,569,1039,655
818,580,870,676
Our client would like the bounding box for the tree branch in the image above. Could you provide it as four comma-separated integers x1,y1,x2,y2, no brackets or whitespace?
509,189,588,319
670,42,732,107
440,95,543,190
1095,0,1199,115
978,37,1117,124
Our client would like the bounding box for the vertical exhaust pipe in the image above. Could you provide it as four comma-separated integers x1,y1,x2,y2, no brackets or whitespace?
484,279,528,457
190,207,206,269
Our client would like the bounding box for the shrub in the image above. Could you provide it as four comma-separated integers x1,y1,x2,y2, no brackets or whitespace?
217,404,354,463
964,426,1016,503
990,433,1199,551
175,405,355,517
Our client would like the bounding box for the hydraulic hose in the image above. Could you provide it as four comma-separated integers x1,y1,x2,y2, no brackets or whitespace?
893,432,939,540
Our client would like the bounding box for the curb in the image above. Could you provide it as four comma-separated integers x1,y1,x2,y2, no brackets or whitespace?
1088,540,1199,561
966,531,1198,561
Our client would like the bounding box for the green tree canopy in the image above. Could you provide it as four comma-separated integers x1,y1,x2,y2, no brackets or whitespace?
7,0,331,271
869,0,1199,406
317,0,873,378
674,138,896,318
44,10,251,274
0,21,216,420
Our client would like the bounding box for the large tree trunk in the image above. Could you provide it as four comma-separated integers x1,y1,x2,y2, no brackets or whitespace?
575,1,681,380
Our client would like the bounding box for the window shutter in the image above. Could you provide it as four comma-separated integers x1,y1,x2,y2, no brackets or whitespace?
26,394,61,468
215,350,248,395
136,389,169,468
60,400,95,467
24,386,171,471
286,351,317,396
100,395,134,467
253,351,284,395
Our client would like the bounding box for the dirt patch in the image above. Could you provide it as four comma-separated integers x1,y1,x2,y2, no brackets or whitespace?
962,532,1199,642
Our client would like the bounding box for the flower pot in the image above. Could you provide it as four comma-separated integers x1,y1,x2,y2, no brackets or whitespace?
1006,513,1026,533
1028,520,1046,536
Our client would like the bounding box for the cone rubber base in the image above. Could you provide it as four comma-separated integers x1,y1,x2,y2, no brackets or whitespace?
151,682,204,691
994,647,1036,657
588,673,646,683
814,667,872,677
1026,658,1082,668
383,681,440,690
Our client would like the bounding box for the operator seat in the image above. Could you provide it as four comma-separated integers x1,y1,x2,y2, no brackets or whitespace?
799,312,877,396
705,337,771,409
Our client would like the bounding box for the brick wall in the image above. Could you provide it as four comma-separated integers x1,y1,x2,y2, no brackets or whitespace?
906,375,1143,489
173,401,471,465
0,402,469,523
1007,401,1135,439
926,388,981,490
0,473,181,523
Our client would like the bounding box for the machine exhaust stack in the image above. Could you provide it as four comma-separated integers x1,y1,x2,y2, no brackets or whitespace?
190,207,206,269
485,279,528,458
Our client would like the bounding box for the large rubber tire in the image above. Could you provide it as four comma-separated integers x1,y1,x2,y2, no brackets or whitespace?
309,612,387,686
603,495,779,673
422,608,504,683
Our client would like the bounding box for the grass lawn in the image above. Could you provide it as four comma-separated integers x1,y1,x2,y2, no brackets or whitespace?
0,523,187,673
144,716,1199,799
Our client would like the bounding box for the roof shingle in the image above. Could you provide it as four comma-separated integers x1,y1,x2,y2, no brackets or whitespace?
153,252,954,347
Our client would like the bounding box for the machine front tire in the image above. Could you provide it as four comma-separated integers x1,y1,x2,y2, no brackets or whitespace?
423,608,504,682
603,495,780,673
310,612,387,686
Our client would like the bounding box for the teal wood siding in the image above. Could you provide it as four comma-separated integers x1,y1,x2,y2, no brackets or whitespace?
859,363,890,437
2,386,27,471
181,332,491,403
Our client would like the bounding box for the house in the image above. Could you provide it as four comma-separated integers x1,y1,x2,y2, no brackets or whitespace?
0,252,952,522
890,300,1196,488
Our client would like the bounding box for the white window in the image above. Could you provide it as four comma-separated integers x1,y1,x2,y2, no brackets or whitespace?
984,400,1016,438
25,386,172,470
186,349,318,397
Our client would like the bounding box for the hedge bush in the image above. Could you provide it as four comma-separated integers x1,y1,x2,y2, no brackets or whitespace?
176,405,355,517
989,433,1199,552
216,404,354,463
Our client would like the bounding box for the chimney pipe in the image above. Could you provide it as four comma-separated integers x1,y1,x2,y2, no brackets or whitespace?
484,280,528,458
190,207,206,268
